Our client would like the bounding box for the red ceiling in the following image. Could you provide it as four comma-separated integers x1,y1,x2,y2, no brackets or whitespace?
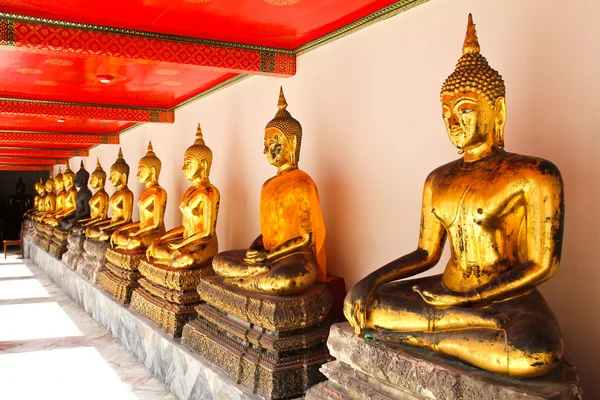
0,0,412,168
0,50,238,108
0,0,399,49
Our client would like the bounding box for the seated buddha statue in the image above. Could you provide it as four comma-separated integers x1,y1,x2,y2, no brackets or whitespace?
34,174,56,223
9,177,32,215
42,168,65,226
60,162,92,230
110,142,167,251
24,178,44,219
47,166,77,227
146,124,219,268
85,149,134,241
72,159,109,235
343,15,564,379
212,88,326,296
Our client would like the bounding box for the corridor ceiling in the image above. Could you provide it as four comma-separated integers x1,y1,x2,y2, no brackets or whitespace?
0,0,424,170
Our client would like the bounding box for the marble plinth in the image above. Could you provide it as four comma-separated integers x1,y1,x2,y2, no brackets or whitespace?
24,238,263,400
62,233,86,269
306,323,584,400
182,277,336,399
77,239,110,284
130,260,213,338
98,248,144,303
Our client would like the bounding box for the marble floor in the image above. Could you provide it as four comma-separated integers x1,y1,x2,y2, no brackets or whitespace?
0,255,177,400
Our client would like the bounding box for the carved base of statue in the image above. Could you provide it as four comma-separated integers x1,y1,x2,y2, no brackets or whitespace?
37,224,53,252
306,323,583,400
97,247,144,303
48,227,69,259
77,239,110,283
182,275,343,399
130,259,213,337
61,232,86,269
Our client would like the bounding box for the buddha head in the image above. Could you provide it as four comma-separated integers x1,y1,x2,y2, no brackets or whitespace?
109,148,130,189
183,123,213,182
138,141,161,185
44,172,55,194
90,158,107,191
63,164,76,190
16,177,24,194
264,87,302,169
37,177,46,197
441,14,506,154
74,161,89,189
54,168,65,192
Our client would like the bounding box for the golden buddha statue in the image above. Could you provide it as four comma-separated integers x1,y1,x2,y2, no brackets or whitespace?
42,168,65,226
73,159,109,235
212,88,326,296
343,15,564,379
47,165,77,226
146,124,219,269
24,178,44,219
110,142,167,250
34,174,56,222
85,149,134,240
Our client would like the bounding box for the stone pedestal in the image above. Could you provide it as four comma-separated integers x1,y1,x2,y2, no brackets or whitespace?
48,227,69,259
36,223,53,251
77,239,110,284
62,233,86,269
130,259,213,338
98,247,143,303
306,323,584,400
182,276,338,400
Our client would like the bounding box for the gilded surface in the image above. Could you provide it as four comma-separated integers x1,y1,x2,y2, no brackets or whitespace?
196,276,332,332
85,148,134,241
212,88,326,296
146,124,220,269
73,159,109,234
110,142,166,250
344,15,565,379
138,259,212,291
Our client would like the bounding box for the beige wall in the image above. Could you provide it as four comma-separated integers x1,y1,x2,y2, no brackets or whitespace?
61,0,600,392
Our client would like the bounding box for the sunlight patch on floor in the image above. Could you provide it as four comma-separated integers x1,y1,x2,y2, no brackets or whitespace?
0,302,83,341
0,278,50,300
0,264,34,279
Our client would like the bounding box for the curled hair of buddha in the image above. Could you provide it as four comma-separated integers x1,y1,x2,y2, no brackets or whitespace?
45,171,55,189
441,14,506,147
265,87,302,163
185,123,213,175
92,158,107,182
140,141,162,179
111,148,130,182
75,161,90,185
62,163,75,182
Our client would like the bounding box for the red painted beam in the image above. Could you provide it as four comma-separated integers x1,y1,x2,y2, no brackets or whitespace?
0,147,88,158
0,98,173,123
0,165,53,171
0,157,67,165
0,15,295,77
0,130,120,146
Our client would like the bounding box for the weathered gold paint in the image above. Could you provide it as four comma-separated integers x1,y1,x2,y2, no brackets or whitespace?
343,14,565,379
73,159,109,233
146,124,220,269
212,88,326,296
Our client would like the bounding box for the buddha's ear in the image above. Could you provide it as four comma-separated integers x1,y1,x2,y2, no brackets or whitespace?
494,97,506,148
289,135,297,164
151,167,157,181
200,159,208,172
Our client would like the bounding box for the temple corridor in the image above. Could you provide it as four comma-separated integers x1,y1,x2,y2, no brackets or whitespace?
0,255,176,400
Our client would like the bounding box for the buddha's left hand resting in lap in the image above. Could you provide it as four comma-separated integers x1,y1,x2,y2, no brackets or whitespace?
146,124,220,269
212,88,326,296
344,14,565,379
111,142,167,251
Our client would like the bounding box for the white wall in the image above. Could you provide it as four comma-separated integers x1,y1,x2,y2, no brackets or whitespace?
62,0,600,392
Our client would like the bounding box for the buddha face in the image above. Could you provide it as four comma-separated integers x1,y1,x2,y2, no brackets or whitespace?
109,169,125,188
90,174,104,190
442,91,499,151
264,127,294,168
63,174,74,189
182,155,203,182
54,177,64,191
45,181,54,193
137,165,153,185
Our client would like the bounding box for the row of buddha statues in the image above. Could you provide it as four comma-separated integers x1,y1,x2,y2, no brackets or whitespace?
23,15,570,400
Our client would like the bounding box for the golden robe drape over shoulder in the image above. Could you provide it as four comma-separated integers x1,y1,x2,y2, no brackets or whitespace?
260,169,326,281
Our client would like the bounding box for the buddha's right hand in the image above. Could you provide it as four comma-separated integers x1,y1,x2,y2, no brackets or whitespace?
244,249,267,264
343,278,376,334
